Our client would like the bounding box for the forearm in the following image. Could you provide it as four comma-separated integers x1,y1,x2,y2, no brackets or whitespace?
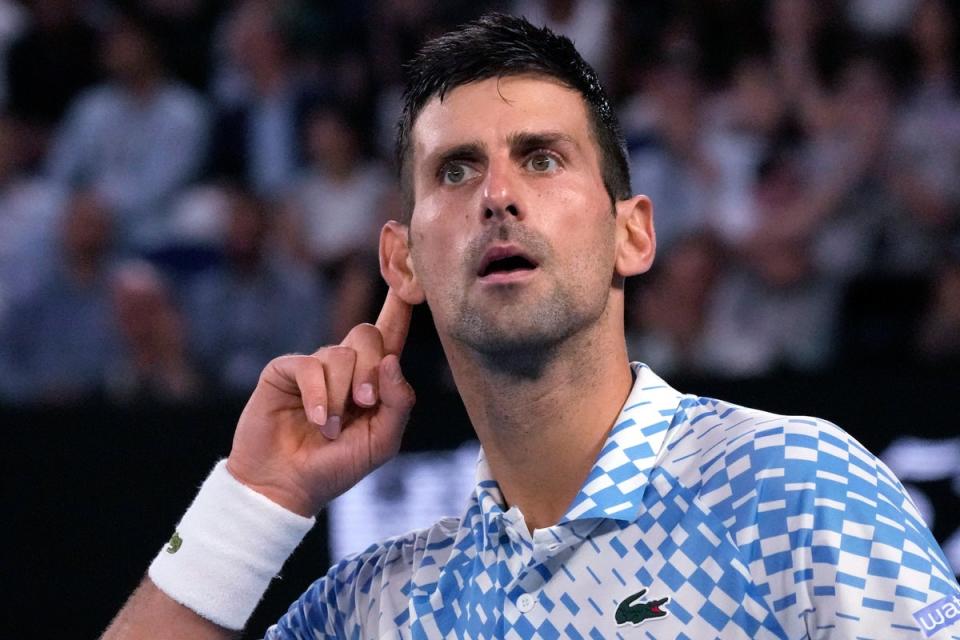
102,461,316,638
100,293,413,640
101,578,236,640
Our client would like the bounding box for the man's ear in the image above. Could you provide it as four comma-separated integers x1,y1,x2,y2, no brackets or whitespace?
614,194,656,277
380,220,426,304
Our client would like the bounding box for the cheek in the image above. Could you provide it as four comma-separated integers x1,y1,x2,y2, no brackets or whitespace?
409,221,466,296
411,188,479,256
561,210,618,278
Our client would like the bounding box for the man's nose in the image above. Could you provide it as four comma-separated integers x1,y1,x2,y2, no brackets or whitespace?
480,161,523,221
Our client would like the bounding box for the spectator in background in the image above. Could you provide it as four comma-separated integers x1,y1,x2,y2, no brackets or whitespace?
767,0,843,134
186,187,328,396
847,0,920,39
908,0,959,101
282,105,388,275
0,0,27,109
281,105,390,339
0,114,64,322
625,57,759,253
134,0,222,92
46,9,209,255
209,0,320,199
5,0,100,158
712,55,791,146
626,232,724,376
104,260,203,404
624,59,711,253
918,245,960,363
697,150,841,377
758,54,947,281
511,0,615,83
0,189,119,404
366,1,492,158
890,0,960,236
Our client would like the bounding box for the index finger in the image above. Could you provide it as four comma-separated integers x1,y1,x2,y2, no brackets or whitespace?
375,288,413,356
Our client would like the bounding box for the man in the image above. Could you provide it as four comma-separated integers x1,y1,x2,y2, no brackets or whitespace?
47,10,209,254
104,14,960,639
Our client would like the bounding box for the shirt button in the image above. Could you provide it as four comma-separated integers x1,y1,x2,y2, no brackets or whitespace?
517,593,536,613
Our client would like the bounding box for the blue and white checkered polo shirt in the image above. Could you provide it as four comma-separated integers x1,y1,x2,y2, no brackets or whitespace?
267,363,960,639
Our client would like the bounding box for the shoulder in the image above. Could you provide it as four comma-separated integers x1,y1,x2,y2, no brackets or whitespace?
700,399,902,504
668,395,876,484
670,397,958,587
666,396,915,526
157,83,209,123
62,85,121,121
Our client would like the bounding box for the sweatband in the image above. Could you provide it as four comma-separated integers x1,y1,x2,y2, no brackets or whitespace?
148,459,315,630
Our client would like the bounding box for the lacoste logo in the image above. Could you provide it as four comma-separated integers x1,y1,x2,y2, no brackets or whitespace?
615,588,670,626
913,592,960,637
165,531,183,554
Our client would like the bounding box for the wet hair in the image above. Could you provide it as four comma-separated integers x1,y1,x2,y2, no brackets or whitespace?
395,13,631,221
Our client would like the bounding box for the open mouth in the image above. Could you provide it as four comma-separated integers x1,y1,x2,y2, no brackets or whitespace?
477,246,539,280
479,254,538,277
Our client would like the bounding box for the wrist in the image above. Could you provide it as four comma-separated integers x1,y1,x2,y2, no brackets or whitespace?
225,456,319,517
148,460,315,630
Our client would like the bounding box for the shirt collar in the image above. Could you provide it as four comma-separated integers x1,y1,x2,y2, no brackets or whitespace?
472,362,688,533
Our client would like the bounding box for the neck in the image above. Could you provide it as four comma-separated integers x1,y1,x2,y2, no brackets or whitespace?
445,311,633,531
123,71,161,102
66,253,102,287
252,63,288,97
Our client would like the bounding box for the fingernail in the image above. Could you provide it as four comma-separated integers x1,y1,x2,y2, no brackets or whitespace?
321,415,342,439
357,383,376,406
313,404,326,426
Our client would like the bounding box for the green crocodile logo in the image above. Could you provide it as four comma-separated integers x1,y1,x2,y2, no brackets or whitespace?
165,531,183,554
615,588,670,626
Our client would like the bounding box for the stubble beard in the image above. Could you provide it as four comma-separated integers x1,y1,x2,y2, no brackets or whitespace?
447,225,614,380
453,285,592,378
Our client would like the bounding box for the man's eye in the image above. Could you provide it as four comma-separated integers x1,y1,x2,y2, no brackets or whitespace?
525,152,560,173
441,163,479,185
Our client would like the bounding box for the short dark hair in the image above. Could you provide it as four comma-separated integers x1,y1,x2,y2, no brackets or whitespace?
395,13,631,222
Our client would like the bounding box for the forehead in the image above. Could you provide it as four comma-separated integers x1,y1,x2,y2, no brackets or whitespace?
411,75,593,163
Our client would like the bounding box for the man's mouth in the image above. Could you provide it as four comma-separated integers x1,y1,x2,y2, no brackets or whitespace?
477,245,539,281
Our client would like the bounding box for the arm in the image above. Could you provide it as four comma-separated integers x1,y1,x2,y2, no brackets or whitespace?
101,290,415,638
103,580,235,640
46,91,96,186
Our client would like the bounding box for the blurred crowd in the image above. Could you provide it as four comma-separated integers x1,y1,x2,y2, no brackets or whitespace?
0,0,958,407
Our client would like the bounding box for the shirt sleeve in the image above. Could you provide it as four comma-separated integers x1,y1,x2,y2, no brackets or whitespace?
264,531,423,639
262,572,340,639
775,419,960,638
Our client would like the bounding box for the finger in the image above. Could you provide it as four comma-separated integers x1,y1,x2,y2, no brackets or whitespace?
375,289,413,356
369,354,415,465
341,323,385,408
319,346,357,439
260,354,327,426
292,356,328,427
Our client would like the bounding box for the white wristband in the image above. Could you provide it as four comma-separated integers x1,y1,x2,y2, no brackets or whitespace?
148,460,315,630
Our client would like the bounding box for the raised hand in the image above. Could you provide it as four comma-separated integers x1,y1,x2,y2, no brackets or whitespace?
225,289,415,516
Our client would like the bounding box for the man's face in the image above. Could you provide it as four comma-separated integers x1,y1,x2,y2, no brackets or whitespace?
406,75,620,360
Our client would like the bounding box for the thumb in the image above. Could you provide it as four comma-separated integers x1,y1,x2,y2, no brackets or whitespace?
369,355,415,464
377,354,415,415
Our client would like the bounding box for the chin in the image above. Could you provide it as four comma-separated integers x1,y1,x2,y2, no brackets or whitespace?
453,301,594,366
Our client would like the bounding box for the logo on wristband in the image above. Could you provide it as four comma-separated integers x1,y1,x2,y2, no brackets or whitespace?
165,530,183,554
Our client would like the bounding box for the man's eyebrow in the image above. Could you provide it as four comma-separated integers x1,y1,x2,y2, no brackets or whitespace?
427,141,487,168
507,131,579,152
